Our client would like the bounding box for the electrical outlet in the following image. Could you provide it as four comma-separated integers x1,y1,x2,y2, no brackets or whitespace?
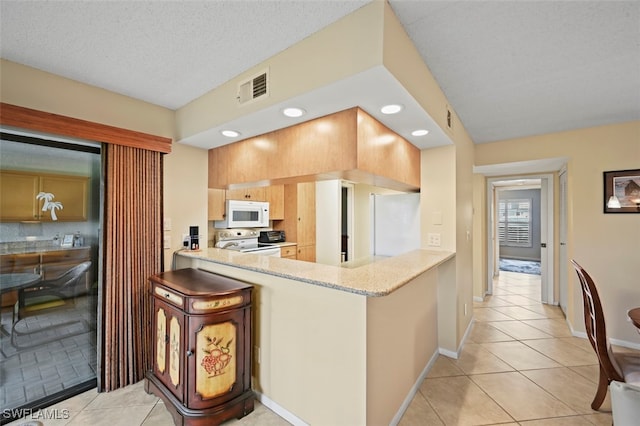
163,234,171,249
427,233,441,247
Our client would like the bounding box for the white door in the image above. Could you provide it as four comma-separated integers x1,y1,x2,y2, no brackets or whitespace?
559,169,568,313
540,178,550,303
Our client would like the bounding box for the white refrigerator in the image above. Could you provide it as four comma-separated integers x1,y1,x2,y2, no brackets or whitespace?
371,193,421,256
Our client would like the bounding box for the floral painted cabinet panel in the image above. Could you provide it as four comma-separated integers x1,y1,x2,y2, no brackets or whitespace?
188,309,249,410
153,299,185,402
146,268,254,426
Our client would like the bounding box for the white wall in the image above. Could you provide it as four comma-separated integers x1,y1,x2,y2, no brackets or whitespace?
163,142,209,271
315,180,342,266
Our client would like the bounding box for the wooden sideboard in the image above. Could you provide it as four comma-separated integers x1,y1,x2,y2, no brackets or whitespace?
145,268,254,426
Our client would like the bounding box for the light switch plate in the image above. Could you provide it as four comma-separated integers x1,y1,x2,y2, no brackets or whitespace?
164,218,172,231
163,234,171,249
427,233,441,247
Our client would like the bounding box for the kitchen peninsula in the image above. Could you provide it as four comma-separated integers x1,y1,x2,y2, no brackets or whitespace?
174,247,455,425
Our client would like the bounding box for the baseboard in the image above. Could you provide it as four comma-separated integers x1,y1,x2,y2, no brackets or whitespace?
253,319,499,426
499,256,541,262
610,337,640,351
570,327,640,351
389,349,440,426
439,317,475,360
253,391,308,426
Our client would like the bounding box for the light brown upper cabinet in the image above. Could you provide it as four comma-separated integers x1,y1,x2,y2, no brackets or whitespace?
0,171,89,222
207,107,420,192
264,185,284,220
207,188,225,221
275,182,315,262
225,187,266,201
208,185,284,221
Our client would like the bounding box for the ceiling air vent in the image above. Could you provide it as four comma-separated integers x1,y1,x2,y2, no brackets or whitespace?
237,69,269,105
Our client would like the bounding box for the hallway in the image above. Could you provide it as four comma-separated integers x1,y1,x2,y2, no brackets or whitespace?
399,270,621,425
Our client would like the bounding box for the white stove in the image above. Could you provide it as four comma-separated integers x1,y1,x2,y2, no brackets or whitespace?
214,229,281,257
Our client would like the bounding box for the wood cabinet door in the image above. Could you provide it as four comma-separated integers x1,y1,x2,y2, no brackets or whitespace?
187,308,249,410
265,185,284,220
0,171,39,221
225,187,266,201
208,189,225,221
153,299,185,403
297,245,316,263
297,182,316,246
40,248,91,281
40,175,89,222
0,253,41,274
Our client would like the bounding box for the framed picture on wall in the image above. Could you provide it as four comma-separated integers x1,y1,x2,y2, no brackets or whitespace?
603,169,640,213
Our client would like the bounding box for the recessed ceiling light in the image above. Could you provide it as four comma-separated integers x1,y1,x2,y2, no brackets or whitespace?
380,104,403,114
221,130,240,138
282,107,306,118
411,129,429,136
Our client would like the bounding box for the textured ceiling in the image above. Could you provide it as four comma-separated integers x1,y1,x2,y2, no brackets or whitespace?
0,0,369,109
1,0,638,146
390,0,640,143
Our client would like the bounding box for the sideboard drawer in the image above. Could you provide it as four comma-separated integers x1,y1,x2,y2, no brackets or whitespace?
153,284,184,308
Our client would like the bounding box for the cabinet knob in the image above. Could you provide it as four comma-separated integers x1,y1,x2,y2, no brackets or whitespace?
164,293,170,298
186,350,194,357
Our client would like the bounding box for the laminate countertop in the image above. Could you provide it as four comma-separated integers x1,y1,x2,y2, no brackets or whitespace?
176,247,455,297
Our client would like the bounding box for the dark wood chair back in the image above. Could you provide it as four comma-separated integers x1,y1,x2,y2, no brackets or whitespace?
571,259,624,408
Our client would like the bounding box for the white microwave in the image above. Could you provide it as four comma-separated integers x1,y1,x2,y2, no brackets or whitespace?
214,200,270,228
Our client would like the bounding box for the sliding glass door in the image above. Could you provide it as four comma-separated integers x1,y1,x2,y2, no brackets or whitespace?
0,133,101,423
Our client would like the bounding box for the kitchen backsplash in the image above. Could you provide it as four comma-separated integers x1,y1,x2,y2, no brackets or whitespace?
0,221,96,253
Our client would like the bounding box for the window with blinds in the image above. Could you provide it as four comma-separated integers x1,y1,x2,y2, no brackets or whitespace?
498,198,532,247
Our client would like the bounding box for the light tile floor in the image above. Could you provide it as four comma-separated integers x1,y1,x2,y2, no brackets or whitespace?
7,271,638,425
1,297,97,409
399,271,636,426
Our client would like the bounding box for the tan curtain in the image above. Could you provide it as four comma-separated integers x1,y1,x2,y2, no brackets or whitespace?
102,143,163,391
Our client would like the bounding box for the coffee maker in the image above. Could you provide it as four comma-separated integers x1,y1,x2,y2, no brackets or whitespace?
189,226,199,250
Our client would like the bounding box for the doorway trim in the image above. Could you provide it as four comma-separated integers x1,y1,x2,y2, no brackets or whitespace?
486,173,555,304
341,181,355,263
